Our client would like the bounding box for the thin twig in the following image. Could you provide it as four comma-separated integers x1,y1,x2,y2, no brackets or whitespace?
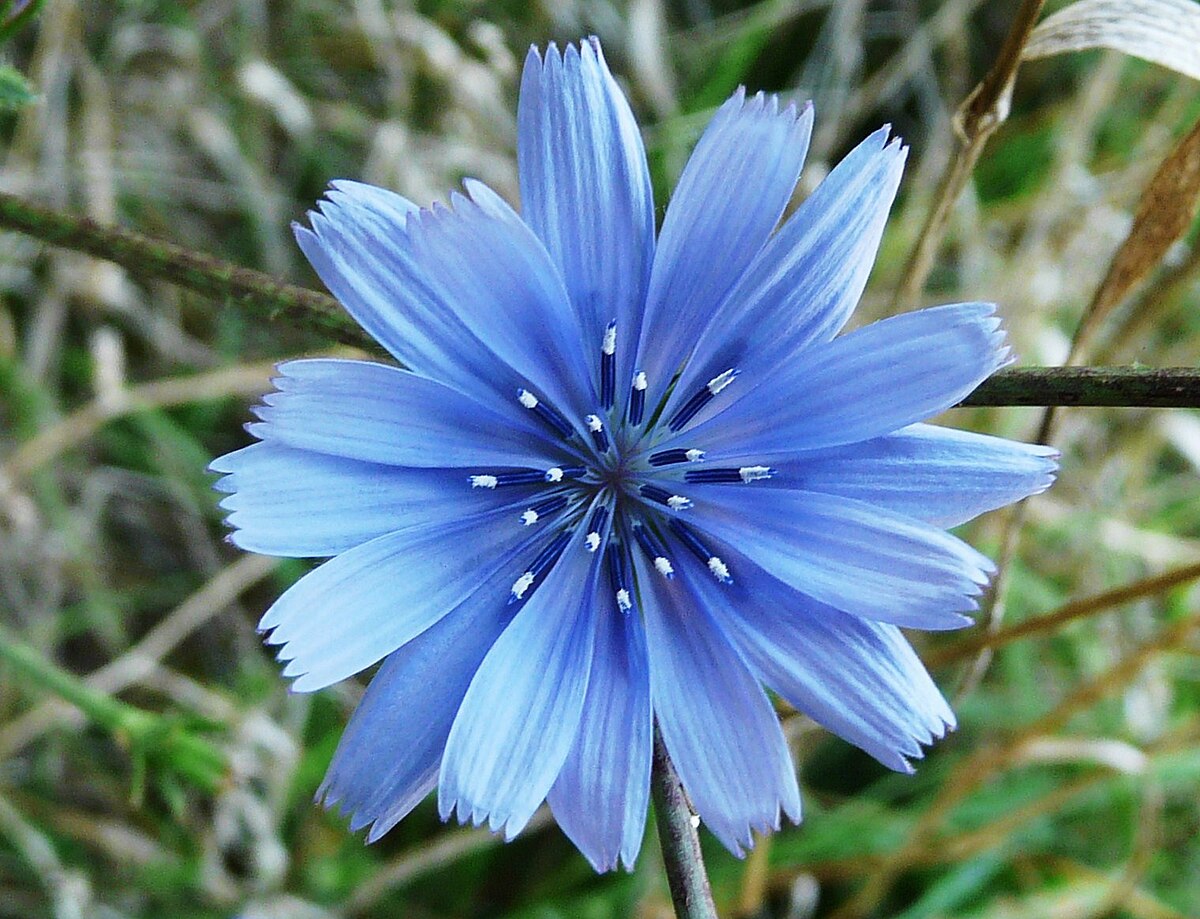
0,191,371,350
928,559,1200,667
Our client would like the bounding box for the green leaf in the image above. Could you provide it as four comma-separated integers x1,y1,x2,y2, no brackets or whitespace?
0,64,35,110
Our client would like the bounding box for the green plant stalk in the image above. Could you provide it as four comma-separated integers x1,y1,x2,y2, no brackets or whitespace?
652,727,719,919
961,366,1200,408
0,191,372,351
0,629,227,792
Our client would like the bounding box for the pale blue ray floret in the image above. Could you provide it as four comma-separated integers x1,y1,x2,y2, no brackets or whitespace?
209,36,1057,872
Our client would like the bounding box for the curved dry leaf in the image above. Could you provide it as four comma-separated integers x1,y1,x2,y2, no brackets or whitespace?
1072,113,1200,359
1023,0,1200,81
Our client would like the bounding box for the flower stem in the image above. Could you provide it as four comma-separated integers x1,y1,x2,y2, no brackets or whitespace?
0,627,227,792
651,727,719,919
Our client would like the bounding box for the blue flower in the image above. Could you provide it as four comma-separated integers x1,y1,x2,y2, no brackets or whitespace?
210,37,1056,871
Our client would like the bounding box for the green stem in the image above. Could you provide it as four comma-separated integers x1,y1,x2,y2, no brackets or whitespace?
963,367,1200,408
0,190,371,350
0,628,227,792
652,727,719,919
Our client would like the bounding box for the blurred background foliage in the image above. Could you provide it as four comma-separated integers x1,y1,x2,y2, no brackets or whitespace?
2,0,1200,917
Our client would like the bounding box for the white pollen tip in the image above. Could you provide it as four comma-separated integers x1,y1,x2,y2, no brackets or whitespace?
602,323,617,355
616,588,632,612
686,449,706,463
633,371,648,391
586,414,604,432
544,467,564,483
707,369,738,395
654,557,675,578
511,572,535,600
708,557,731,582
520,510,539,526
585,532,602,552
470,475,498,489
739,465,774,483
517,389,539,409
667,495,692,511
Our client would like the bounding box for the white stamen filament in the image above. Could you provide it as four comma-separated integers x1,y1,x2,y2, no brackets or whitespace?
708,557,731,581
633,371,648,391
707,369,737,395
545,467,564,482
511,572,535,599
521,509,539,526
686,448,706,462
667,495,692,511
654,556,675,578
517,389,539,409
616,588,632,612
586,414,604,432
739,465,774,483
470,475,498,489
585,532,601,552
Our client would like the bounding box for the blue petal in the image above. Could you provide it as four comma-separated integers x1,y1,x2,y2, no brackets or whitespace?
635,550,801,856
259,503,549,692
633,91,813,414
738,424,1059,528
547,589,652,872
298,182,597,425
318,561,519,842
248,359,570,469
324,179,419,225
686,537,955,773
209,442,538,557
518,38,654,411
439,524,604,839
671,302,1010,449
664,127,905,421
682,485,992,630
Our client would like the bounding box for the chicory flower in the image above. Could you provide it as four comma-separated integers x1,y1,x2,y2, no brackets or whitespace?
210,37,1056,871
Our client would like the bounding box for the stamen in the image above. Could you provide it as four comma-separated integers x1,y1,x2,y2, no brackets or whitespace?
607,543,634,613
519,495,568,526
669,519,733,584
639,484,693,511
469,470,553,488
510,572,535,600
600,321,617,409
544,465,586,483
684,465,776,484
469,474,498,489
649,448,706,467
627,371,647,426
509,530,572,604
585,506,609,553
586,414,610,453
516,387,573,438
633,523,674,580
668,369,739,432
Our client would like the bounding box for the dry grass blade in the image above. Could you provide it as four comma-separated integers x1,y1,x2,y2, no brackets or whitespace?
1067,112,1200,363
0,359,280,486
1023,0,1200,81
892,0,1047,307
927,559,1200,667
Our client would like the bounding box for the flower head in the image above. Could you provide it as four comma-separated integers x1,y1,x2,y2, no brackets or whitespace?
210,37,1056,871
